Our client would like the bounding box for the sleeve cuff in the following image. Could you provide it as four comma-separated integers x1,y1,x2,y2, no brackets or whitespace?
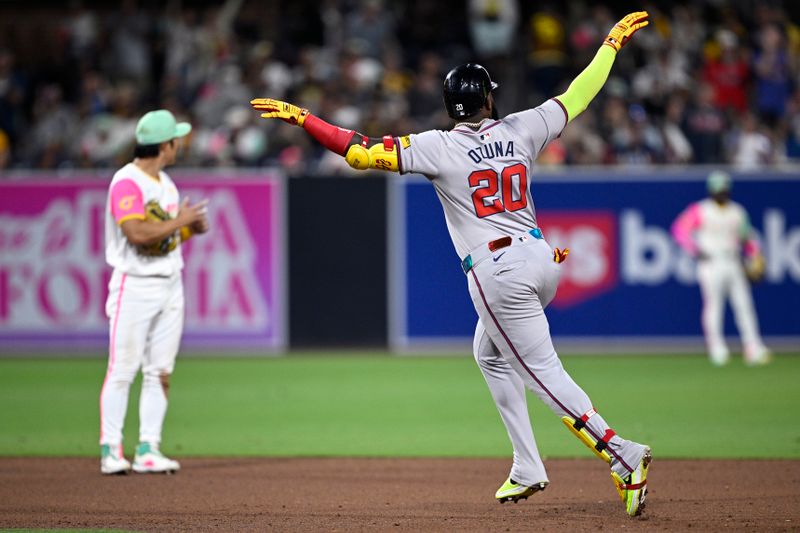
394,136,405,174
551,97,569,137
117,213,146,225
552,97,569,123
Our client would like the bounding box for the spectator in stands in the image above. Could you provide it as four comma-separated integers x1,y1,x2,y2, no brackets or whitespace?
0,1,797,171
109,0,152,83
729,112,775,169
669,5,705,55
407,52,448,131
24,85,78,169
77,72,112,118
194,64,252,130
75,82,139,167
0,49,25,154
64,1,99,60
753,24,793,127
526,7,567,105
661,95,693,164
469,0,519,60
703,29,749,114
76,114,135,168
253,43,293,101
344,0,396,61
612,104,664,166
685,83,726,164
0,128,10,170
561,110,607,165
632,47,691,116
786,90,800,160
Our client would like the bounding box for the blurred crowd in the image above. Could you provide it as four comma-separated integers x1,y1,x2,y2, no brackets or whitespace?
0,0,798,174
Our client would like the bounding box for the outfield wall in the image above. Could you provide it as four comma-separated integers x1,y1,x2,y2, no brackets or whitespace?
390,169,800,353
0,173,286,352
0,169,798,354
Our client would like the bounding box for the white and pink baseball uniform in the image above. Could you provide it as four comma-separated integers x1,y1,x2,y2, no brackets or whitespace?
100,162,185,449
397,99,648,486
672,198,769,364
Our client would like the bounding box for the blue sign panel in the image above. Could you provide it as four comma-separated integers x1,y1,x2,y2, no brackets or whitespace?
393,171,800,348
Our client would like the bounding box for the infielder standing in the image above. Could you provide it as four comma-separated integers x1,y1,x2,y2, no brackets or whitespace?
672,171,771,366
252,12,651,517
100,109,209,474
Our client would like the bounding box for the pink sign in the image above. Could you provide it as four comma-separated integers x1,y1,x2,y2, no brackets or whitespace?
536,210,618,309
0,174,284,351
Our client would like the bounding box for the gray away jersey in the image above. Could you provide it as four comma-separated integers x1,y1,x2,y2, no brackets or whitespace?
397,99,567,259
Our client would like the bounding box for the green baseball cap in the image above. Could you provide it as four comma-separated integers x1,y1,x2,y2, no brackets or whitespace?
706,170,732,194
135,109,192,145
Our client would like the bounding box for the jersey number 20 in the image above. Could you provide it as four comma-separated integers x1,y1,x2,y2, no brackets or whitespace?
468,163,528,218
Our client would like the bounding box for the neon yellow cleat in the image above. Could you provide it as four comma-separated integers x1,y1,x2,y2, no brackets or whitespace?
610,447,652,517
495,477,548,504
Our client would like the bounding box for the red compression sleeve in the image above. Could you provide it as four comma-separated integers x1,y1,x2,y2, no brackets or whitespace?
302,114,357,156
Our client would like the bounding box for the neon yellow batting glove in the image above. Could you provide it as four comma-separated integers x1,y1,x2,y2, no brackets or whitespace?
250,98,309,126
603,11,649,52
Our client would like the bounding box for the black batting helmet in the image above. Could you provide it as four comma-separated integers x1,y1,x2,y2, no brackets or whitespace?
442,63,499,119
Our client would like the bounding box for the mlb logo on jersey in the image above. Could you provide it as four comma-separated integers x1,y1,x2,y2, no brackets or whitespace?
537,211,618,308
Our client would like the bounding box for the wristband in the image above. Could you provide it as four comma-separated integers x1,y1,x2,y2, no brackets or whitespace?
303,114,357,156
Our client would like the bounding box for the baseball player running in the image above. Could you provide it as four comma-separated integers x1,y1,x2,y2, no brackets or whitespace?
672,171,771,366
252,12,651,516
100,109,209,475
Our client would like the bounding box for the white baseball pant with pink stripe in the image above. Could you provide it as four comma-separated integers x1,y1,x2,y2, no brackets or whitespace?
100,269,184,447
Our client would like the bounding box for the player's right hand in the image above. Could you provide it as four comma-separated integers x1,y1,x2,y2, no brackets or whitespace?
553,247,570,264
603,11,649,52
176,197,208,227
250,98,309,126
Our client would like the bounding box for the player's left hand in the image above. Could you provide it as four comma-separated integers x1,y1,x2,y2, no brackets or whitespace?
250,98,309,126
190,199,209,234
604,11,649,52
553,247,570,264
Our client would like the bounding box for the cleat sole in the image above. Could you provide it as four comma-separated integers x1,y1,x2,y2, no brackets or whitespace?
133,468,178,474
496,482,547,504
633,450,652,517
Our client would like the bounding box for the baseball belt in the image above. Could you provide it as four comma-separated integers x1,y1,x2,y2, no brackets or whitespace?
462,228,544,274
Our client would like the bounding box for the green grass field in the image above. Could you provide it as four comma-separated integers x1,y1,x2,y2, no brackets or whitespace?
0,353,798,459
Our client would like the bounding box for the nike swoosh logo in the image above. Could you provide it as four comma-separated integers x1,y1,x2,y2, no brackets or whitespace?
493,252,506,262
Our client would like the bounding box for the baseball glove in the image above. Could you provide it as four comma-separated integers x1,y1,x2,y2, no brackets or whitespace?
743,254,766,283
136,200,179,257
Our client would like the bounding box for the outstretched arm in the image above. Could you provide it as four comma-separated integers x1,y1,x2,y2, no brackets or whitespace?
249,99,400,172
555,11,649,123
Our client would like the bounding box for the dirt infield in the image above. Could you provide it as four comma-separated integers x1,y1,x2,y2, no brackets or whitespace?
1,458,798,532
